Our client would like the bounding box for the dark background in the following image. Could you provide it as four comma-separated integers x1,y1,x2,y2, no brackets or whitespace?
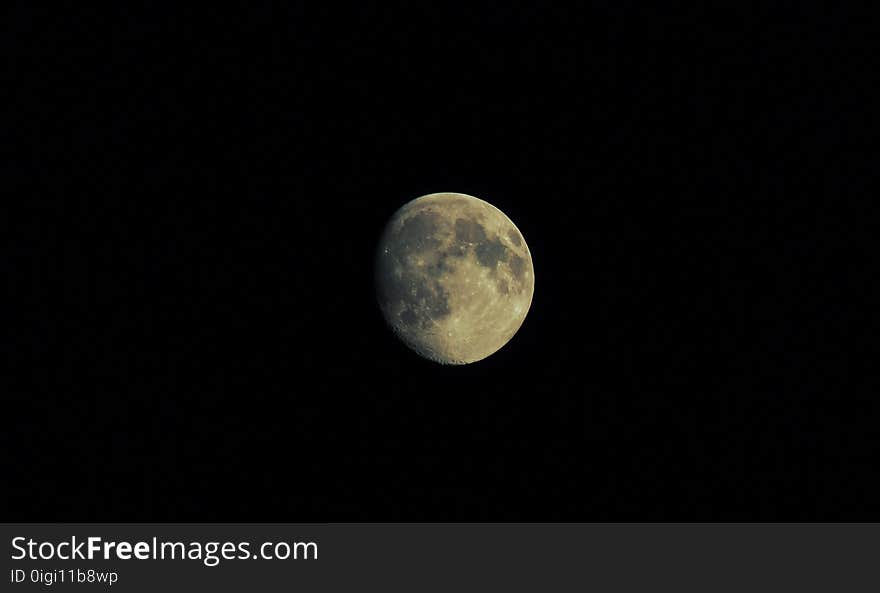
3,3,876,520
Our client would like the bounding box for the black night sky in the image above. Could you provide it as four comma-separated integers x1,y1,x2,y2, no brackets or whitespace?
4,4,877,520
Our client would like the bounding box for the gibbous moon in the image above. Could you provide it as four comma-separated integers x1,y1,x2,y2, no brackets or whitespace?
375,192,535,364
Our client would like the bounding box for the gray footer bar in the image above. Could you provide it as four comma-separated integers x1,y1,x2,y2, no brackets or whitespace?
1,524,876,591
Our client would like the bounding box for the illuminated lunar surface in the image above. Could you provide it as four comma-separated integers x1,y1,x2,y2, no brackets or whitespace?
375,192,535,364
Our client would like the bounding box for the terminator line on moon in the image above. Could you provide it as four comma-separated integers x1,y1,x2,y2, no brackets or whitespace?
375,192,535,364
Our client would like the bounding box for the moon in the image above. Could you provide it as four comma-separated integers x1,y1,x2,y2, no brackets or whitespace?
375,192,535,364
